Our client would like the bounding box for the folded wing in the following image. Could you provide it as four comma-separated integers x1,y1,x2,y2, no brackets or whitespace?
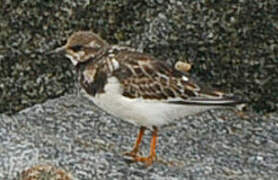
111,50,242,106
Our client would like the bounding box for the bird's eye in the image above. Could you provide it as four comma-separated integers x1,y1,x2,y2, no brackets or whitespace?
70,45,83,52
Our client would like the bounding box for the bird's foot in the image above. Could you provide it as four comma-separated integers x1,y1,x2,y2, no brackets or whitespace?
133,154,157,166
123,150,138,158
123,151,157,166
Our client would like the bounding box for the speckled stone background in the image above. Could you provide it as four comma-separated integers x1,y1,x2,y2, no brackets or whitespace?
1,94,278,179
0,1,278,179
0,0,277,115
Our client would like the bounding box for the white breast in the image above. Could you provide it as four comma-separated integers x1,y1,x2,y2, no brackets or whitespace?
85,77,216,128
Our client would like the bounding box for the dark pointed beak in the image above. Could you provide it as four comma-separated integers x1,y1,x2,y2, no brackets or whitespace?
48,45,67,55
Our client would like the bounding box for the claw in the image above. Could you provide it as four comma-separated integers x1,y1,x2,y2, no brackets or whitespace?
134,154,157,166
123,150,137,158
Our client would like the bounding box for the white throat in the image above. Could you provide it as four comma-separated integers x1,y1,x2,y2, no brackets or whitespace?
66,54,79,66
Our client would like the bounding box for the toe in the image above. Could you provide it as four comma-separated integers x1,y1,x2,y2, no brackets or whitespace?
123,151,137,158
134,155,156,166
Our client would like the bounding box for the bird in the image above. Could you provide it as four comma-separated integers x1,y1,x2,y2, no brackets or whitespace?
52,31,244,166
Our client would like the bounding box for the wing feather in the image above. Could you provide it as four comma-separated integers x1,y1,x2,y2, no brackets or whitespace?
108,48,242,105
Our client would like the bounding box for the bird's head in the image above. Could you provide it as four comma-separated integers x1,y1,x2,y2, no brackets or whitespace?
53,31,109,66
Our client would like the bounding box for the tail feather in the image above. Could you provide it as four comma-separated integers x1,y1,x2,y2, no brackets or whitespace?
167,96,245,106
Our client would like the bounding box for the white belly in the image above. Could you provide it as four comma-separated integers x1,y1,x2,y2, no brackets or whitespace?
85,77,216,128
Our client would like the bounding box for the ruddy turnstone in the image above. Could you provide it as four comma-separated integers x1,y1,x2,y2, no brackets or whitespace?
53,31,243,166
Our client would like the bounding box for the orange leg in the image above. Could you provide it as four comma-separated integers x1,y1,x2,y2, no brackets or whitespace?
124,126,146,157
134,126,158,166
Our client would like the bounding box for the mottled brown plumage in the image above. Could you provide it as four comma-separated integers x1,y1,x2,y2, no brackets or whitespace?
77,44,239,106
53,31,244,166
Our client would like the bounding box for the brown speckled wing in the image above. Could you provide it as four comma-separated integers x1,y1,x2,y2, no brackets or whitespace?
112,50,242,105
112,51,196,100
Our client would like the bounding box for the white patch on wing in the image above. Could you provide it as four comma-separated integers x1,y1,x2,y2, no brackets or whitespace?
87,77,219,128
158,73,169,80
182,76,188,81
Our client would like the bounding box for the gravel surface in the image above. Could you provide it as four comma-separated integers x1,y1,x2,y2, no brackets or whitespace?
0,93,277,180
1,0,277,115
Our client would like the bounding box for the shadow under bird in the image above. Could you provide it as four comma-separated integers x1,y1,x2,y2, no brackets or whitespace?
52,31,244,166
